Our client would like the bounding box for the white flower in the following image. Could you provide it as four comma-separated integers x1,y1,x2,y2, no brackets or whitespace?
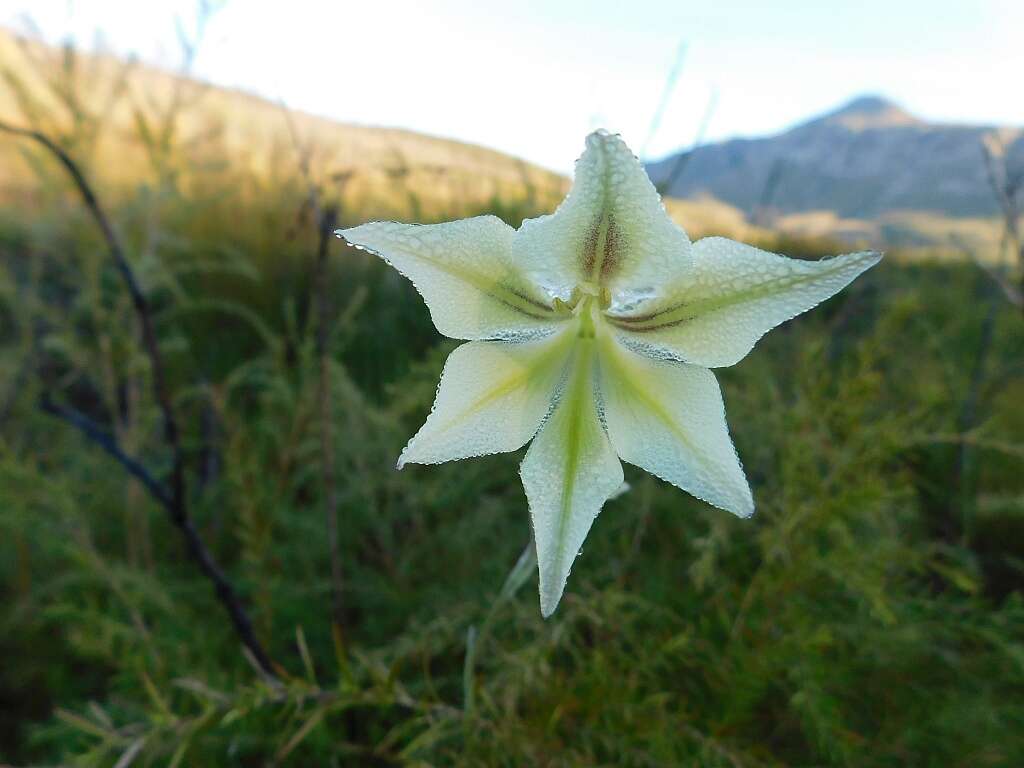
338,131,881,617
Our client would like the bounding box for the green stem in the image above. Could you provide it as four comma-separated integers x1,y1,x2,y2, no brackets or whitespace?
463,543,537,716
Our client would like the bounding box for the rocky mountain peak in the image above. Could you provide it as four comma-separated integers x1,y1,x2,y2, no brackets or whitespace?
816,94,922,130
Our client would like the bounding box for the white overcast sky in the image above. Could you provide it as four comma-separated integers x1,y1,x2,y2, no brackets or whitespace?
3,0,1022,172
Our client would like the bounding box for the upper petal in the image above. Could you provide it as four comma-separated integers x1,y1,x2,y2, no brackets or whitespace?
597,335,753,517
399,327,575,467
339,216,563,340
607,238,881,368
514,131,692,298
520,342,624,618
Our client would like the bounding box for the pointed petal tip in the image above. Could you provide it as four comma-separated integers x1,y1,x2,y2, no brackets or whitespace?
834,249,883,272
851,249,883,264
396,444,429,469
826,248,883,280
695,483,754,519
703,493,755,520
608,480,631,501
538,573,567,619
334,226,360,245
726,490,756,520
396,441,413,470
584,128,628,151
334,223,385,248
539,592,561,619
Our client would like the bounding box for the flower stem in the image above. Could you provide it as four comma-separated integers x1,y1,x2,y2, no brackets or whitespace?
463,542,537,716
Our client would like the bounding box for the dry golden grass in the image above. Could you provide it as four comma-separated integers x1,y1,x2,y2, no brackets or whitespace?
0,28,782,238
773,208,1004,261
0,27,1004,255
0,28,571,220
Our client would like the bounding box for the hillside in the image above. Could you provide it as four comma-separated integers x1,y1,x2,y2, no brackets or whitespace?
0,27,570,222
648,95,1024,218
647,96,1019,251
1,28,1011,254
3,28,769,242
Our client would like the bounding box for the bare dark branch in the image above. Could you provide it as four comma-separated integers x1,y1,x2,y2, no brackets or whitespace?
281,100,347,626
1,118,276,676
39,394,173,508
315,205,344,626
0,120,182,472
950,234,1023,309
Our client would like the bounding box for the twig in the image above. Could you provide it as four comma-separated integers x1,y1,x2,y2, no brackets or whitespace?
315,204,344,626
951,235,1023,308
40,393,275,675
655,86,718,196
640,39,687,161
981,136,1024,313
463,542,536,716
39,394,172,508
954,296,997,544
950,239,1024,309
2,119,276,676
281,100,348,627
0,120,183,492
753,157,787,227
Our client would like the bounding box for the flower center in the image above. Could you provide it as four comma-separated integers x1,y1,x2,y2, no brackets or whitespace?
555,281,612,314
552,283,612,342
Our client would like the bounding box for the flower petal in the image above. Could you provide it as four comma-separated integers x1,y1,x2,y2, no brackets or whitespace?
338,216,562,340
598,335,753,517
514,131,691,297
399,328,575,467
607,238,881,368
520,343,624,618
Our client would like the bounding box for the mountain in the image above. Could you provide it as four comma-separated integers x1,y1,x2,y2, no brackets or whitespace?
646,96,1024,222
1,26,1013,253
0,27,769,243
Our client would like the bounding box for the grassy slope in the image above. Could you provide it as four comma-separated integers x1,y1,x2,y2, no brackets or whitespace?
5,27,996,257
0,27,778,243
0,28,568,219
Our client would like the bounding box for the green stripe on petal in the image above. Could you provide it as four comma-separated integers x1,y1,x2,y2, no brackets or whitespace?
399,328,576,467
598,334,753,517
514,131,692,297
338,216,564,341
520,338,624,618
608,238,881,367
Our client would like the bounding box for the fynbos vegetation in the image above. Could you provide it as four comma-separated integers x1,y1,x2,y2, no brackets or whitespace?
1,27,1022,767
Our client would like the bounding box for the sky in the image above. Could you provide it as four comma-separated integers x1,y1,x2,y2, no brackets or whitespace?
3,0,1023,172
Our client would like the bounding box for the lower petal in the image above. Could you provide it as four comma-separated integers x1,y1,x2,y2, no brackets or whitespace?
598,336,753,517
400,329,574,467
520,343,624,618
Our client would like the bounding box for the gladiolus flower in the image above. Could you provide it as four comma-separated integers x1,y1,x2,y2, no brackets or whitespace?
338,131,880,616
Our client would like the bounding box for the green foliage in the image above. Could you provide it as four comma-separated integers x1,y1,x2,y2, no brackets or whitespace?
1,54,1023,766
